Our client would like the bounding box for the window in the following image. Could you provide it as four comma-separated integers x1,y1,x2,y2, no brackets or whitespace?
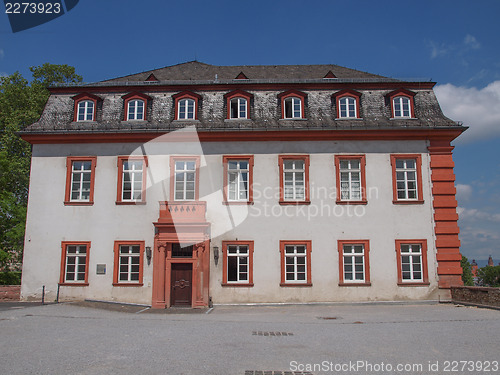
388,89,415,118
72,93,100,122
222,241,254,286
64,157,96,205
230,98,247,119
170,156,200,201
278,89,307,119
223,155,254,204
59,241,90,286
178,99,195,120
77,101,94,121
113,241,144,286
171,244,193,258
224,90,253,120
390,154,423,204
333,89,362,119
116,156,148,204
279,155,310,204
335,155,367,204
122,92,151,121
173,91,202,120
339,96,356,118
284,97,302,119
395,240,429,285
128,100,144,120
280,241,312,286
393,96,410,117
338,240,371,286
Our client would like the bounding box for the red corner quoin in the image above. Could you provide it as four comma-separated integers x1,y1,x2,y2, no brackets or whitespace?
428,141,463,289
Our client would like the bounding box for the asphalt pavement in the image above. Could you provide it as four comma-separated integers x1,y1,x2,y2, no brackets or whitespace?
0,301,498,375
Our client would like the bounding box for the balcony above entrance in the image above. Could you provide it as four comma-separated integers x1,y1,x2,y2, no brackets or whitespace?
157,201,207,224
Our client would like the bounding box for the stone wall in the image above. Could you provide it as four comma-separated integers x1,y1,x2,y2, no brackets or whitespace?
451,286,500,307
0,286,21,301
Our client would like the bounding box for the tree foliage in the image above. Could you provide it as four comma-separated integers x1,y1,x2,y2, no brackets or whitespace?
460,255,475,286
477,266,500,287
0,64,82,270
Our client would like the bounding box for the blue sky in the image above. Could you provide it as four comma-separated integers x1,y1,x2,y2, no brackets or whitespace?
1,0,499,263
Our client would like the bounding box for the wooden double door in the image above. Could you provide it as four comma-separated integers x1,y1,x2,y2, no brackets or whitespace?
170,263,193,307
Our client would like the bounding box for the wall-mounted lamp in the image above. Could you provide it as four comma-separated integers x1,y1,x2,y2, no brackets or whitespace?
145,246,152,265
213,246,219,266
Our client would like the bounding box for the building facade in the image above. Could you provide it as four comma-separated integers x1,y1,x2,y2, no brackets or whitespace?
20,62,465,308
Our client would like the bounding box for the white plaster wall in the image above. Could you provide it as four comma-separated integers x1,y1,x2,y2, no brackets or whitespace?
21,139,438,304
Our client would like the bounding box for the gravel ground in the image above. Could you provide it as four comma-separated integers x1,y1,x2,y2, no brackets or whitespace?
0,302,498,375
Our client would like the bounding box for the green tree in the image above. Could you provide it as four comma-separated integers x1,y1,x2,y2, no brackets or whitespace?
477,266,500,287
460,255,475,286
0,64,82,270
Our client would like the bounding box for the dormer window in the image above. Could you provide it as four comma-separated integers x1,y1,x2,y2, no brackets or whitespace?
339,97,356,118
72,93,101,122
77,101,94,121
388,89,416,119
278,89,307,119
172,91,202,120
230,98,247,119
224,89,253,120
179,98,195,119
284,97,301,119
122,92,151,121
128,100,144,120
393,96,411,118
333,89,362,119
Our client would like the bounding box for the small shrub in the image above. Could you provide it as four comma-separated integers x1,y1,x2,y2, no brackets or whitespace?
0,271,22,285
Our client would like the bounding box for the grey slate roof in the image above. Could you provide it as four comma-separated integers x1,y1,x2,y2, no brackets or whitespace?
102,61,387,82
23,62,463,134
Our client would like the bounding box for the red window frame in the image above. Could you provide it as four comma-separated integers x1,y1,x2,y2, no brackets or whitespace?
64,156,97,206
279,240,312,287
278,155,310,205
388,88,416,118
334,155,367,205
338,240,371,286
222,155,254,205
221,240,254,287
172,91,202,120
59,241,91,286
116,156,148,205
113,241,145,286
395,239,429,286
224,89,253,119
390,154,424,204
122,92,151,121
277,89,307,119
169,156,201,201
333,89,362,119
72,93,101,122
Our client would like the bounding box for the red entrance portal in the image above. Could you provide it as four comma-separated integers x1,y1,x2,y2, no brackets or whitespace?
152,201,210,309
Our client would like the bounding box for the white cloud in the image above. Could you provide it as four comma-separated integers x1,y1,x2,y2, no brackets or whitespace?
458,207,500,222
428,34,480,60
434,81,500,143
0,49,4,60
464,34,480,50
429,41,449,59
456,184,472,202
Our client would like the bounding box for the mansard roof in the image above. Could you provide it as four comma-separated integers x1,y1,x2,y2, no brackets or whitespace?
102,61,387,83
21,61,465,139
